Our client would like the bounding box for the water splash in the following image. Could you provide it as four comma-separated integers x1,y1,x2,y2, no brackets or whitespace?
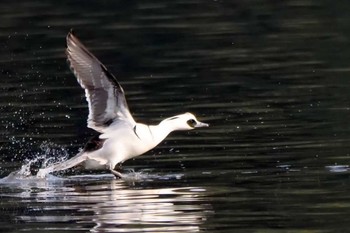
0,141,70,183
115,169,184,182
1,140,185,183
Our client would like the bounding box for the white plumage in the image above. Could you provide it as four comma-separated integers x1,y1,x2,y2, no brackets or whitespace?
37,31,208,178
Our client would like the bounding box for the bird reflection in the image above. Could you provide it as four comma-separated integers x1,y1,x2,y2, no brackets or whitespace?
86,181,209,232
9,175,212,232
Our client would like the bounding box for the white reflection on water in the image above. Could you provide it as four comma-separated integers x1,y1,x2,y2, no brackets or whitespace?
89,183,210,232
326,165,350,173
1,174,212,232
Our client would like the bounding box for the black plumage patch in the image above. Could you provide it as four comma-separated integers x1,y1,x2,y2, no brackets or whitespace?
133,125,140,139
83,134,106,152
187,119,196,128
167,116,179,121
103,118,114,127
100,64,123,90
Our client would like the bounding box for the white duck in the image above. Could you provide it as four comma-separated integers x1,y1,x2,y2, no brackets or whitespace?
37,31,208,178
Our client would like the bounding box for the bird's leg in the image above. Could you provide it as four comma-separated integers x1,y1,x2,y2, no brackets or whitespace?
110,169,124,178
109,164,125,179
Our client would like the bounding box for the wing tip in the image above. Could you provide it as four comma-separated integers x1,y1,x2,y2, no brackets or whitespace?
66,28,77,45
68,28,75,38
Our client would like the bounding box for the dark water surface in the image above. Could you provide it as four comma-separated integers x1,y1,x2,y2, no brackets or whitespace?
1,0,350,232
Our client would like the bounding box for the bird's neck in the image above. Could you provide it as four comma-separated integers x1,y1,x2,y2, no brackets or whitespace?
148,120,178,146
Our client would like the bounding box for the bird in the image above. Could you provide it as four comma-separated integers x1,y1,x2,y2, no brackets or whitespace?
36,31,209,179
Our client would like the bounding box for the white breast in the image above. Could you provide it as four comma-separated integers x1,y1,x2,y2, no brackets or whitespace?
95,123,156,166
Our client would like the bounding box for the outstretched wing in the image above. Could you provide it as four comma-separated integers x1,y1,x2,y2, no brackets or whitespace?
66,31,135,133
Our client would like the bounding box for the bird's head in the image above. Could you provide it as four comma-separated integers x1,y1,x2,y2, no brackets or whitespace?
163,112,209,131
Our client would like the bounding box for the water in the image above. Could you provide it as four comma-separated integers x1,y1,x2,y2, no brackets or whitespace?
1,0,350,232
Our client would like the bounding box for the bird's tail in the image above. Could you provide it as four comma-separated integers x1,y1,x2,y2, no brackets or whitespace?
36,150,87,178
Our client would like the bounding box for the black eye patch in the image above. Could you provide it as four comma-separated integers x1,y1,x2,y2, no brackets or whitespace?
187,119,196,128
